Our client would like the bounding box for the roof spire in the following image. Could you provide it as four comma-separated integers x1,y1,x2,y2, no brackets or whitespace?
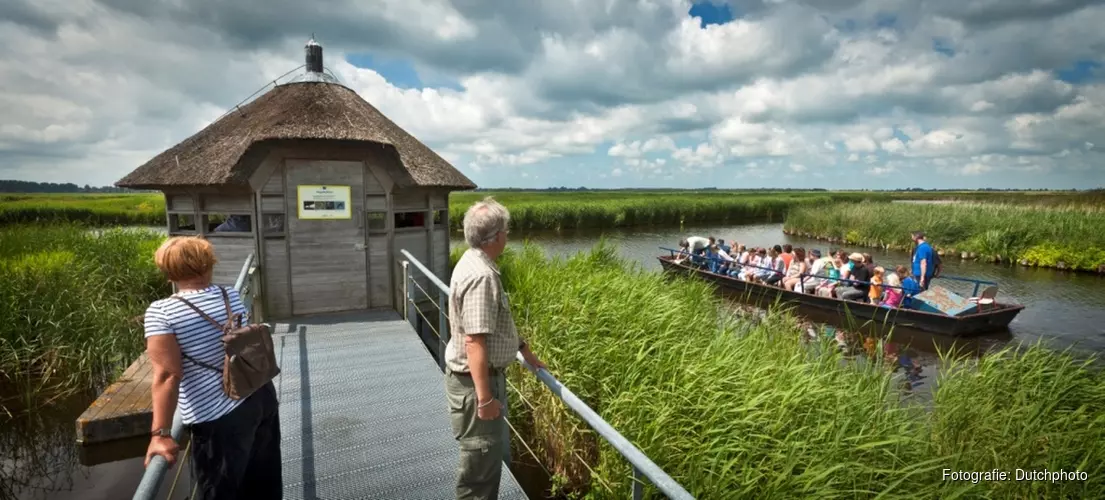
305,35,323,73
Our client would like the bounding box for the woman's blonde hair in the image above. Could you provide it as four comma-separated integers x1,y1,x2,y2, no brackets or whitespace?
154,236,218,282
885,272,901,287
873,265,885,276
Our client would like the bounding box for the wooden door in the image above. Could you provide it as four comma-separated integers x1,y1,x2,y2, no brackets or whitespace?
286,159,369,315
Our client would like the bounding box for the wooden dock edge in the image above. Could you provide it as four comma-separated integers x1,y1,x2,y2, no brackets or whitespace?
75,353,155,445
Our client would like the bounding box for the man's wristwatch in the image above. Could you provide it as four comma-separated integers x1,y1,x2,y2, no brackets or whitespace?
151,428,172,439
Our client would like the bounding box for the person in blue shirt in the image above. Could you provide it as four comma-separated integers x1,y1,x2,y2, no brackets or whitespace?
910,231,937,290
896,265,922,308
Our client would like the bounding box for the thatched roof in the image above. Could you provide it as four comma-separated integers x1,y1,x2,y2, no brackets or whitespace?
116,82,475,189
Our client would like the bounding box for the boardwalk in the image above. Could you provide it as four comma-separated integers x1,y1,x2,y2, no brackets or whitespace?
274,310,526,499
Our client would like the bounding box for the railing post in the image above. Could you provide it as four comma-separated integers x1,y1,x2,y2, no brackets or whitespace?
632,465,644,500
438,289,449,372
401,261,412,327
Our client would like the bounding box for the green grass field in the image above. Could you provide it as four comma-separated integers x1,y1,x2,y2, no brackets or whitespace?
3,190,1100,231
490,243,1105,498
0,193,164,226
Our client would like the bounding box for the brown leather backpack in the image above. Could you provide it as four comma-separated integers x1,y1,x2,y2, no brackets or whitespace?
174,287,280,400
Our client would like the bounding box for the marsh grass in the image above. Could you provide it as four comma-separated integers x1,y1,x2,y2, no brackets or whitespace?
448,191,893,231
0,225,169,416
0,193,164,226
785,201,1105,271
485,242,1105,498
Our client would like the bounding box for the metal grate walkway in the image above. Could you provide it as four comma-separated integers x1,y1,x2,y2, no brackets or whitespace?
272,309,527,499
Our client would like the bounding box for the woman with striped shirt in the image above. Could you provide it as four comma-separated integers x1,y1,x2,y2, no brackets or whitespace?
143,237,282,499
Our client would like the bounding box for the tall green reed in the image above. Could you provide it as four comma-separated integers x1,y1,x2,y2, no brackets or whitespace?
785,201,1105,271
0,225,169,416
491,242,1105,498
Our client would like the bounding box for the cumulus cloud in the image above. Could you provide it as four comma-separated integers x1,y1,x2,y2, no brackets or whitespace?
1,0,1103,188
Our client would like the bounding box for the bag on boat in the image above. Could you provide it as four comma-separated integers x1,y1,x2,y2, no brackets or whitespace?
174,287,280,400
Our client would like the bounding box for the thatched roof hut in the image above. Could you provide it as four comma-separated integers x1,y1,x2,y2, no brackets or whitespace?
116,80,473,190
119,38,471,319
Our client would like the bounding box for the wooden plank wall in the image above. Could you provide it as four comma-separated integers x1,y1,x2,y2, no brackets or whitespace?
395,230,430,304
209,237,255,285
256,161,290,318
432,227,449,280
369,234,390,307
202,195,252,213
286,160,369,315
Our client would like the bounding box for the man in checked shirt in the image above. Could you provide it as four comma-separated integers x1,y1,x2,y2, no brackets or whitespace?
445,197,546,500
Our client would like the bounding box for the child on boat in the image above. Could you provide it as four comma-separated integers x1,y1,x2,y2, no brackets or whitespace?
880,272,904,308
869,266,885,303
896,265,922,308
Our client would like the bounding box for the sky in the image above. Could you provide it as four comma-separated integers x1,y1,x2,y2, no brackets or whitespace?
1,0,1104,190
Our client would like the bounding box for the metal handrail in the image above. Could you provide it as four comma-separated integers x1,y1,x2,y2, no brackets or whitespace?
133,253,257,500
400,249,694,500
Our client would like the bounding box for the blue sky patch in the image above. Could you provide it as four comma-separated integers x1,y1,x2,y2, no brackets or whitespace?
347,52,464,90
932,38,956,57
689,1,735,28
1055,59,1102,84
874,13,897,29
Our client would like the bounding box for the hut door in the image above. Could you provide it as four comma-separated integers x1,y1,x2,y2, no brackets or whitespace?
286,159,369,315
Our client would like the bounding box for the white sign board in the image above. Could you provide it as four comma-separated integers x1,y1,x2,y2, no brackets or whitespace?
296,185,352,220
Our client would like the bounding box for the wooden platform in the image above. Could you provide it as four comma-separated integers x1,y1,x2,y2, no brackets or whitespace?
75,353,154,445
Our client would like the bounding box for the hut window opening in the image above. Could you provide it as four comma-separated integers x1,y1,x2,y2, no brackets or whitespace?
432,209,447,226
204,213,253,234
394,211,426,229
169,213,197,234
366,212,387,232
262,214,285,236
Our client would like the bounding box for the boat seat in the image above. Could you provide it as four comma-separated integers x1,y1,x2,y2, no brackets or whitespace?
968,285,999,311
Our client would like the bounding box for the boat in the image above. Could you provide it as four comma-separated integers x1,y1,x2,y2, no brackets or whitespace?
657,250,1025,336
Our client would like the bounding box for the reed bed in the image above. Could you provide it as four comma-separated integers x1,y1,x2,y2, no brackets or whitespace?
488,243,1105,498
447,191,889,231
0,193,164,226
785,201,1105,272
0,225,169,416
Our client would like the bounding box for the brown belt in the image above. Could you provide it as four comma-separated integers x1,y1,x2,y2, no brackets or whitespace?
452,367,504,377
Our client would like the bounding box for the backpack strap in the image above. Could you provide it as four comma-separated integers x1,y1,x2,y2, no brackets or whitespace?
174,290,231,373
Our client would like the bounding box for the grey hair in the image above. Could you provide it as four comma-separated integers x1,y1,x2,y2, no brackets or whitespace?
463,197,510,248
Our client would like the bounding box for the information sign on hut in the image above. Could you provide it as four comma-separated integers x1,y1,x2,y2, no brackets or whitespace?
116,37,475,319
298,185,352,219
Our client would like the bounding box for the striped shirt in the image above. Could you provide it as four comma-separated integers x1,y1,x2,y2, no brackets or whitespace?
144,285,248,425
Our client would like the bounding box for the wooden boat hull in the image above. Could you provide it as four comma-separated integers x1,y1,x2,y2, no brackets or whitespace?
658,256,1024,337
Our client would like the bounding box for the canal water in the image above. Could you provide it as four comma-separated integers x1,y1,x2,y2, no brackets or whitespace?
459,222,1105,354
6,222,1103,500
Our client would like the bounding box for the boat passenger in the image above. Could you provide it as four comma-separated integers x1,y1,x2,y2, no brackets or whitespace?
910,231,936,290
869,266,885,303
880,272,904,308
780,244,794,274
896,265,922,308
762,248,785,285
708,244,735,274
718,239,732,255
837,253,871,301
816,253,843,297
803,249,828,294
783,248,808,292
679,236,710,255
741,248,767,282
727,244,748,277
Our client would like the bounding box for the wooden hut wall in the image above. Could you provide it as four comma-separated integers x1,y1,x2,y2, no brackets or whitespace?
248,145,406,317
254,158,292,318
196,193,258,287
